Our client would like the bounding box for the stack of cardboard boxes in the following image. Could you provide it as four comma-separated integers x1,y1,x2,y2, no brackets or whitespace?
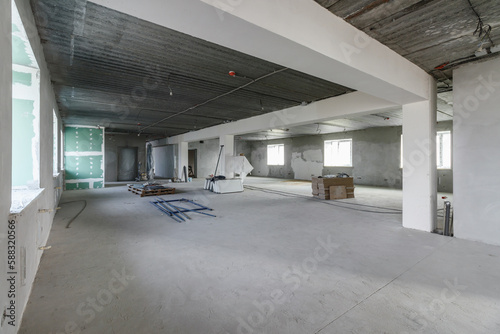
312,177,355,200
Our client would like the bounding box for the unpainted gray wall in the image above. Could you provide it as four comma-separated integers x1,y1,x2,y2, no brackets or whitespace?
188,138,253,178
249,122,453,191
188,139,220,178
105,134,146,182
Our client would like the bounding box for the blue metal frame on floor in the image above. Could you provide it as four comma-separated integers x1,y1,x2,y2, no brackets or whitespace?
150,198,216,222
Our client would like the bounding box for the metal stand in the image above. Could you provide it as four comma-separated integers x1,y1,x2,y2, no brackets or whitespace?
444,201,452,236
214,145,224,177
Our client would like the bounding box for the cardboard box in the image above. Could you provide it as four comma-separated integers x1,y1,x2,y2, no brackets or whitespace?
329,186,347,200
312,177,354,199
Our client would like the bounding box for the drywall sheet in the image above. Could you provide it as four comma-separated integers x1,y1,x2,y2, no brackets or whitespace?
64,126,104,190
65,126,103,152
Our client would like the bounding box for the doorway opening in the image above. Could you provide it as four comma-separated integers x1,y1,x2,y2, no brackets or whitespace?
188,149,197,178
118,147,138,181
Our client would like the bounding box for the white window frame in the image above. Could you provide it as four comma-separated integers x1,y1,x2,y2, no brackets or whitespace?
324,139,352,167
437,131,452,169
267,144,284,166
53,109,59,174
400,134,403,169
400,132,452,169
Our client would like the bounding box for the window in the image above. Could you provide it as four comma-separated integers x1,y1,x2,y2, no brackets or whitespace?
324,139,352,167
11,0,42,213
53,110,59,174
400,132,452,169
12,1,40,189
267,144,284,165
437,131,451,169
400,134,403,169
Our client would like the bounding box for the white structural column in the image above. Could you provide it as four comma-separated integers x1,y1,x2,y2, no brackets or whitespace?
219,135,234,178
177,141,188,180
402,79,437,232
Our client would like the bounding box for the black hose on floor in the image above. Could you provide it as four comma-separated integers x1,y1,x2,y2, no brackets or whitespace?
59,200,87,228
244,185,403,215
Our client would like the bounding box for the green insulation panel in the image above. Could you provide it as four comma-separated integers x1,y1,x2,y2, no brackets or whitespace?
65,127,103,152
65,156,103,180
12,98,35,187
64,127,104,190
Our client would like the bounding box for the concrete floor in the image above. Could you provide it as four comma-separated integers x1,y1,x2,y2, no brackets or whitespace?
20,178,500,333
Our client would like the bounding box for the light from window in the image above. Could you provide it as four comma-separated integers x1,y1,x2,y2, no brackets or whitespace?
400,132,452,169
437,131,451,169
324,139,352,167
53,110,58,174
400,134,403,169
267,144,284,165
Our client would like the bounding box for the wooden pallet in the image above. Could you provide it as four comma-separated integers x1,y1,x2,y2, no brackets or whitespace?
128,185,175,197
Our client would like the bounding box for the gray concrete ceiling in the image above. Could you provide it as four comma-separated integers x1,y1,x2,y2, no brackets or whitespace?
30,0,496,139
314,0,500,92
30,0,353,137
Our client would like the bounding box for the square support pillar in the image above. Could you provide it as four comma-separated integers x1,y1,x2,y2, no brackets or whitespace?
219,135,234,178
402,80,437,232
177,141,188,181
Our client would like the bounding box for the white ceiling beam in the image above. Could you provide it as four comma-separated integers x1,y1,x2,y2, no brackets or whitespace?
164,91,398,144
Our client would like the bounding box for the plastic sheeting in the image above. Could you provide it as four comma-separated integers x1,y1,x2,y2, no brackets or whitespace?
146,143,154,180
225,156,253,183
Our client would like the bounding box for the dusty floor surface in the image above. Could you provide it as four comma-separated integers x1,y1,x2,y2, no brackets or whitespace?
19,177,500,333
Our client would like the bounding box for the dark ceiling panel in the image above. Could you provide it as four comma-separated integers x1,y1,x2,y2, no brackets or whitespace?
31,0,353,137
314,0,500,92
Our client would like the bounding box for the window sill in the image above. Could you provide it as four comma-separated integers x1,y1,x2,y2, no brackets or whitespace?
10,188,44,214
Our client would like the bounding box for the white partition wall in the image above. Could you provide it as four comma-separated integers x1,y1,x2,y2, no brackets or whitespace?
453,58,500,246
